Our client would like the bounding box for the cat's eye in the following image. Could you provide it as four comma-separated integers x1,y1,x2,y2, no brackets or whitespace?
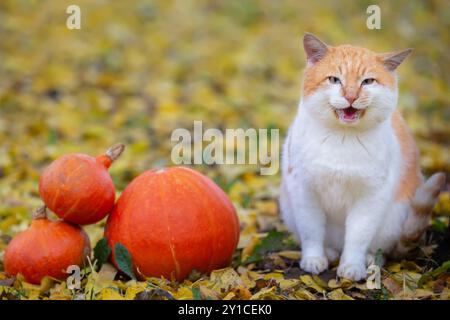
328,76,341,84
361,78,375,85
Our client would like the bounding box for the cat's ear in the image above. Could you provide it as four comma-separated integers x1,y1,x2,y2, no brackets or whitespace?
303,33,328,65
380,48,413,71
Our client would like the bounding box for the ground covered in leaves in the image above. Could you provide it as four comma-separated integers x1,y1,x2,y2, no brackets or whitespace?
0,0,449,300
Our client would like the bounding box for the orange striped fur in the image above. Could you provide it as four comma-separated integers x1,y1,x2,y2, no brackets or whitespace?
391,110,422,202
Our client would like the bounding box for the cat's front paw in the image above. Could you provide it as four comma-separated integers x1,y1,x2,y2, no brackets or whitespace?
300,256,328,274
337,262,367,281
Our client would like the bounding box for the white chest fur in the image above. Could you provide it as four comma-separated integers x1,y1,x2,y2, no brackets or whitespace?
286,109,400,218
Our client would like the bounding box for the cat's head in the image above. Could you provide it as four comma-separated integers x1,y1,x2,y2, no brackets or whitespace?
301,33,412,130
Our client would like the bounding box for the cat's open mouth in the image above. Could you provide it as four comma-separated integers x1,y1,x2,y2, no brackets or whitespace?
334,107,365,123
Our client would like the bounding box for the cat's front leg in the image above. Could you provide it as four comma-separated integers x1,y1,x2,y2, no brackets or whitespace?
287,183,328,274
338,194,389,281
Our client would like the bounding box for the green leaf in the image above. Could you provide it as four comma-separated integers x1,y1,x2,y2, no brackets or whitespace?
187,269,203,282
93,238,111,268
418,260,450,287
375,249,384,267
192,287,201,300
114,243,136,280
431,218,447,233
245,230,296,264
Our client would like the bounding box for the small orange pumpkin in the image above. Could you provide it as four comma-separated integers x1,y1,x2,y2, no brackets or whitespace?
39,144,125,225
4,207,91,284
105,166,240,281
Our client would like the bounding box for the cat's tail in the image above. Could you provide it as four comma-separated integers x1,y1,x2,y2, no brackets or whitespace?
395,172,446,255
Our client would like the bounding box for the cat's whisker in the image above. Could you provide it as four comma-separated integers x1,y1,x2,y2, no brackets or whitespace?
356,135,371,156
321,132,331,145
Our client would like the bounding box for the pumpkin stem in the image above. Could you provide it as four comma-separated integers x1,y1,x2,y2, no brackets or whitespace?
97,144,125,168
106,143,125,163
32,206,47,220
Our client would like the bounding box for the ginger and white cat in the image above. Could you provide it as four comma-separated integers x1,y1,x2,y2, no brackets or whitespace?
280,33,446,281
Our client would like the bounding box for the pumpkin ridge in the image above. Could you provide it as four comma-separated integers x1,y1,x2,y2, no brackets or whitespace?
164,171,181,279
64,193,83,218
121,190,134,272
50,186,61,216
49,157,86,216
194,171,239,264
180,168,217,272
77,181,110,224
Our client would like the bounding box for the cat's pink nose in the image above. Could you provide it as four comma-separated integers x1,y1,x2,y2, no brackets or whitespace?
344,94,357,105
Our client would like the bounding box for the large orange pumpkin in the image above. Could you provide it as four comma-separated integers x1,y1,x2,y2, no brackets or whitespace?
39,144,125,225
4,207,91,284
105,166,240,281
